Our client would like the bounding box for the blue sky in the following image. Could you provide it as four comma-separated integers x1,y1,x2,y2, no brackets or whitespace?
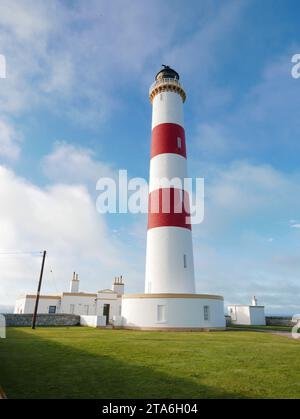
0,0,300,314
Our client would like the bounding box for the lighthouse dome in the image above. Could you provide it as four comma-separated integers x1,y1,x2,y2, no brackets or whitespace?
155,65,179,81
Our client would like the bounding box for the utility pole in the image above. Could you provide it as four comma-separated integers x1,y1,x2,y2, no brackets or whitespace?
32,250,47,330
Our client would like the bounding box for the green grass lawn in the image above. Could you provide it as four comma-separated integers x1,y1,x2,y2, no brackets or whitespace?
0,327,299,399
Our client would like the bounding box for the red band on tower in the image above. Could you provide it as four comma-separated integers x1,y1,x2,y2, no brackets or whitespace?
148,188,191,230
151,123,186,159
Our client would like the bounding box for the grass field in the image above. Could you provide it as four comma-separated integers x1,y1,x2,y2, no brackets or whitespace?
0,327,299,399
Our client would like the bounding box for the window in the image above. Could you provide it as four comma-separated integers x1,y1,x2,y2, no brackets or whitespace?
204,305,210,321
49,306,56,314
177,137,182,149
157,305,166,322
70,304,75,314
183,254,187,268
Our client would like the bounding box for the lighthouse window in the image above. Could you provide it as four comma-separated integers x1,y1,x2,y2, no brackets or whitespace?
183,254,187,268
157,305,166,322
204,306,210,321
177,137,182,149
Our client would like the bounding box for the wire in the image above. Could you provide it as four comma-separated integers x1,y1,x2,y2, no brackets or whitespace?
0,250,43,257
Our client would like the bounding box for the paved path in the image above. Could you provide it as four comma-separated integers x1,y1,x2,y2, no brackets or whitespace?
268,331,296,340
227,327,298,340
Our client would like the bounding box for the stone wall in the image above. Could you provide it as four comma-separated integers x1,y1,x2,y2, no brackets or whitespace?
2,313,295,328
2,314,80,327
266,316,294,327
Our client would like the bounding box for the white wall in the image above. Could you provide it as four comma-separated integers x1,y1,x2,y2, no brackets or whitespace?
15,296,61,314
228,306,251,325
149,154,187,193
228,305,266,326
145,227,195,294
15,291,122,321
80,315,106,328
152,91,184,129
122,296,225,329
250,307,266,325
60,294,97,315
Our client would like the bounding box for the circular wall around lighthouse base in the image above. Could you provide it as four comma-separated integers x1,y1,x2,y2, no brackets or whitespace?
121,294,225,331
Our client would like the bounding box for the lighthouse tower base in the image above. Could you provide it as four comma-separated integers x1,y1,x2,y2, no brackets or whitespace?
120,294,225,331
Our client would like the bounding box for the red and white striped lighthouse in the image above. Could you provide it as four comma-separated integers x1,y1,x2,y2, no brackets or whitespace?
145,66,195,294
121,66,225,330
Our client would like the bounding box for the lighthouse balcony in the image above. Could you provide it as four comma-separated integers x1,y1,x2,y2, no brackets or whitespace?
149,78,186,103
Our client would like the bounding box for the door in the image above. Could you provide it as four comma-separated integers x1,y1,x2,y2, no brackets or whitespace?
103,304,110,325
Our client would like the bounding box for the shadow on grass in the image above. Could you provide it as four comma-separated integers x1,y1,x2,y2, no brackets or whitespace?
0,328,248,399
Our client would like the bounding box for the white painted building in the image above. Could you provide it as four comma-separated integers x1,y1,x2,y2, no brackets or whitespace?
14,274,124,325
228,296,266,326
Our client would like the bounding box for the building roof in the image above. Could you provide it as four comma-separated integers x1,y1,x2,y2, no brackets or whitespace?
62,292,97,297
228,304,265,308
22,294,62,300
98,289,117,294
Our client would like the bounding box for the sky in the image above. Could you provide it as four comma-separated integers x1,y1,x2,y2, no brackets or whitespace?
0,0,300,314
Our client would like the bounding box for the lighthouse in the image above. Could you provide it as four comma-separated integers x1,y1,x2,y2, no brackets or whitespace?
145,65,195,295
121,66,225,330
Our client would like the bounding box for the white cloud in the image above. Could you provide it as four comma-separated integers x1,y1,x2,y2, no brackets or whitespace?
291,224,300,229
0,0,54,41
42,142,115,187
0,0,183,123
191,161,300,314
0,119,21,160
0,0,248,126
0,165,143,305
195,123,234,159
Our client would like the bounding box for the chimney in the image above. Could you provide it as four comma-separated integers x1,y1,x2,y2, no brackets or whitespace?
70,272,80,293
112,275,125,295
252,296,258,306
